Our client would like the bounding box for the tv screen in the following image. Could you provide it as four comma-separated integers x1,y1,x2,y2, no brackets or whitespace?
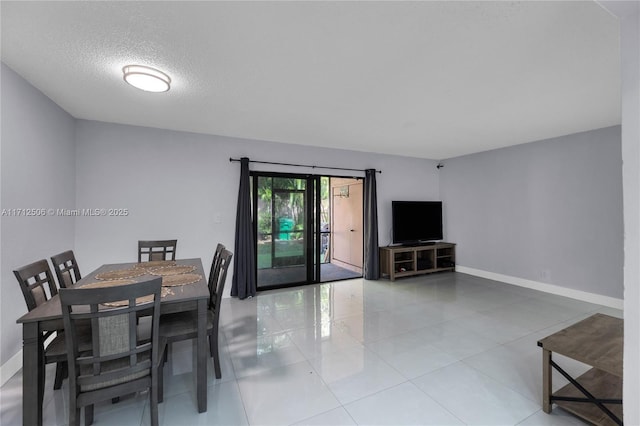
392,201,443,244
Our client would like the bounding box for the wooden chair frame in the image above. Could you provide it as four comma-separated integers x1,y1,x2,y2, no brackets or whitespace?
208,243,225,301
208,249,233,379
14,259,60,311
51,250,82,288
60,278,163,426
14,259,68,389
138,240,177,262
158,247,232,402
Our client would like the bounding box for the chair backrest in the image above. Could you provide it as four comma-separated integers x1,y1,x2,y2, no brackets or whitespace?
51,250,81,288
59,278,162,395
207,243,225,295
210,249,233,312
138,240,177,262
14,259,60,311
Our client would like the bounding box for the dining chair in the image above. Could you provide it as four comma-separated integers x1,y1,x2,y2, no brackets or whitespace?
59,277,164,426
138,240,177,262
206,248,233,379
51,250,82,288
13,259,73,389
208,243,225,291
158,248,233,396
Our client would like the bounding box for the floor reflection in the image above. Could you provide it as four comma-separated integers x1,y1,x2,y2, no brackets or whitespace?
3,273,622,425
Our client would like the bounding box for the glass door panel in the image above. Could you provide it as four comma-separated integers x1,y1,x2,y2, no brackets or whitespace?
255,175,310,289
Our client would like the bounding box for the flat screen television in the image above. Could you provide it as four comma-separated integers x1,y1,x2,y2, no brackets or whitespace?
392,201,443,245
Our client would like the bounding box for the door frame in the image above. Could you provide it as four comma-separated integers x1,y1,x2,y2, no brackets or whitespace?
329,177,364,275
251,171,320,290
251,171,363,290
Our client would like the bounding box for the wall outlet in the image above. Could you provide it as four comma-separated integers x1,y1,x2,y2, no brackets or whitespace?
213,213,221,224
540,269,551,281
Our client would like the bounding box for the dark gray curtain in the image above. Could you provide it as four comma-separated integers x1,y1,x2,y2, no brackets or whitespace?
231,157,256,299
363,169,380,280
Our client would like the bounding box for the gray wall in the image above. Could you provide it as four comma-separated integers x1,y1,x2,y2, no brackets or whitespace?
0,64,440,374
615,3,640,421
440,126,623,299
73,120,441,286
0,63,76,367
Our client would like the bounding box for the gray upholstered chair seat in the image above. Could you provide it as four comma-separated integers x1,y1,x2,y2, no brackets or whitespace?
43,333,67,358
159,310,215,341
79,351,151,391
45,326,92,358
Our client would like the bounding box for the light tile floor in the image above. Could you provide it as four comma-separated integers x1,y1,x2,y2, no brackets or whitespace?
1,272,622,425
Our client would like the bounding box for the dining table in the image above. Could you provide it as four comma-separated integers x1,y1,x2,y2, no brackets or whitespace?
16,258,210,426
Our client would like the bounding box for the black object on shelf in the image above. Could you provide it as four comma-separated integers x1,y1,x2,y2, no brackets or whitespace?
417,259,433,270
438,260,455,268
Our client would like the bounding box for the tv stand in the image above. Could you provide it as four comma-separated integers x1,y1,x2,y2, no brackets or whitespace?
380,242,455,281
402,241,436,247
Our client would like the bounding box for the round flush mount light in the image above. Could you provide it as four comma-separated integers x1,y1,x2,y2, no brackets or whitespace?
122,65,171,92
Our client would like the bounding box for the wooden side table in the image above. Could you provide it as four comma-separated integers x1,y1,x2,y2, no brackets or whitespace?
537,313,623,426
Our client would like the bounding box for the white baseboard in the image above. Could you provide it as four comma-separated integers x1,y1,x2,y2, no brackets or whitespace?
0,349,23,387
456,265,624,310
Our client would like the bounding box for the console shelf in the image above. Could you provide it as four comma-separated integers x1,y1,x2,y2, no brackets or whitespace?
379,242,456,281
537,314,623,426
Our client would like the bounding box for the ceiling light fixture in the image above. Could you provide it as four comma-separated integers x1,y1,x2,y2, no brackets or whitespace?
122,65,171,92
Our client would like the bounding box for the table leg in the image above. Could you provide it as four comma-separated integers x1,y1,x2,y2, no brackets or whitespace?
542,348,552,413
23,323,44,426
196,299,207,413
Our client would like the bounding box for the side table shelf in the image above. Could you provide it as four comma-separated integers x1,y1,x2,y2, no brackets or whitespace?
379,242,455,281
537,313,623,426
553,368,622,426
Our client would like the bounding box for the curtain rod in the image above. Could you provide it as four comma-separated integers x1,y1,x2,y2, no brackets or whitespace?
229,158,382,174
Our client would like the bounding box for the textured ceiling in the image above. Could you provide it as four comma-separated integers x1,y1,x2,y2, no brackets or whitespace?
1,1,620,160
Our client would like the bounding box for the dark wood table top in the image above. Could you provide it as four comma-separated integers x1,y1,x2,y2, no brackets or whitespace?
538,313,623,377
17,258,208,324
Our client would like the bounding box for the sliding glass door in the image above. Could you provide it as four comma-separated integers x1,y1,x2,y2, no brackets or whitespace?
252,172,363,290
253,173,318,289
